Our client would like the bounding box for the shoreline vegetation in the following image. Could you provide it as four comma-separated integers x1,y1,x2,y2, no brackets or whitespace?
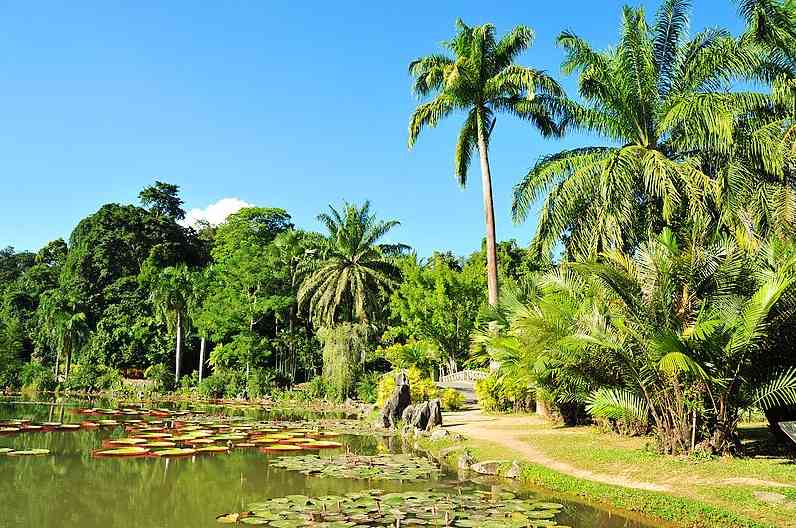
418,410,791,528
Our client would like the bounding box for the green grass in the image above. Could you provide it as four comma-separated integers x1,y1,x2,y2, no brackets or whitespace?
420,423,794,528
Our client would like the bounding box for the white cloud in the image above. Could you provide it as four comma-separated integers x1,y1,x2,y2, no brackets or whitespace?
182,197,253,228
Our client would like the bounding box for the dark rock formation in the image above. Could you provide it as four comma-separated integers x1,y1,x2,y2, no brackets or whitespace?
380,372,411,429
427,399,443,430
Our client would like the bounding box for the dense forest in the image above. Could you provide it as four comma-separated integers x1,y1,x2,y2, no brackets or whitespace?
0,181,539,402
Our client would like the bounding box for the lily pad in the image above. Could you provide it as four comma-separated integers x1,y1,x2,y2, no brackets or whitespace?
94,446,150,457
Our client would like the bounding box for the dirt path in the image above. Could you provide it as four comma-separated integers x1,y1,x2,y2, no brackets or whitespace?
443,409,672,492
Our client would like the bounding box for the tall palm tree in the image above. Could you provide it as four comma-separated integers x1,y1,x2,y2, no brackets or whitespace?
512,0,767,260
408,19,564,305
298,202,405,326
150,265,192,383
39,291,88,380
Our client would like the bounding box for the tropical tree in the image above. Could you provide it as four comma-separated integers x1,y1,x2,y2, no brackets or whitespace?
38,291,89,380
298,202,405,326
138,181,186,221
512,0,768,260
408,19,564,305
148,265,192,383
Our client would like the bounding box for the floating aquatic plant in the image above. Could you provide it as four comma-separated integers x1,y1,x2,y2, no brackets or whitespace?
269,454,440,481
215,488,566,527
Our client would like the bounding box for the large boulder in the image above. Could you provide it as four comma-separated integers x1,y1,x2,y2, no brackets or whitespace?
427,399,443,430
380,372,411,429
410,401,431,430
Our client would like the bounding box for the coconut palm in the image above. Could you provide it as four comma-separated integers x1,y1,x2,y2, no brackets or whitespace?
298,202,405,326
408,19,564,305
512,0,767,260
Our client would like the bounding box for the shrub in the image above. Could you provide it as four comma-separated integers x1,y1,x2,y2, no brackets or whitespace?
64,363,121,392
376,367,439,407
197,373,227,399
475,374,534,413
355,372,380,403
144,363,174,394
19,362,57,393
247,368,276,399
304,376,328,400
441,388,465,411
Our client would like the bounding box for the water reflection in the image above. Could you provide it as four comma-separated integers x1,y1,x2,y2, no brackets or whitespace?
0,398,656,528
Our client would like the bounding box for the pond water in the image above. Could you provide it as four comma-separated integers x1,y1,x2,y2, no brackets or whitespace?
0,398,658,528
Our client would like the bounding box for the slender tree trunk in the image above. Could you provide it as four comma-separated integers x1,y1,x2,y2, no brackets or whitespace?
54,349,61,381
64,341,73,380
198,337,206,383
476,110,499,306
174,311,183,384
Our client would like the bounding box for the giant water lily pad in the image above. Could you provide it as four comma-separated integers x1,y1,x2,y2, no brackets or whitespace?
94,446,150,457
215,488,565,527
153,448,197,457
269,454,439,481
7,448,50,456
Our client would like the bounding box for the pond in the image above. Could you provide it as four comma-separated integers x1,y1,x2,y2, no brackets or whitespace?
0,398,658,528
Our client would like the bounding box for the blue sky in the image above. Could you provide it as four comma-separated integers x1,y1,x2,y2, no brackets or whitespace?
0,1,745,257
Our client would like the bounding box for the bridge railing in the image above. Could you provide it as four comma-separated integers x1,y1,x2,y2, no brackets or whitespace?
438,369,488,383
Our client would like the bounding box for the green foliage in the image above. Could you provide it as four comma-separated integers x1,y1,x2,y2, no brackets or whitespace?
475,374,534,413
64,363,121,392
376,367,439,407
355,372,380,403
19,363,56,393
138,181,186,221
374,339,439,378
318,323,370,401
197,373,228,399
246,368,276,399
144,363,175,393
298,202,404,326
440,387,465,411
304,375,328,400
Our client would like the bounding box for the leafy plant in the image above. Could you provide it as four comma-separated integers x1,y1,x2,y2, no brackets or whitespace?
355,372,380,403
440,388,465,411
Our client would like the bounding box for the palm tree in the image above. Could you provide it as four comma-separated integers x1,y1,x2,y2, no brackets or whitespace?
298,202,405,326
408,19,564,305
512,0,767,260
150,265,192,383
39,291,88,380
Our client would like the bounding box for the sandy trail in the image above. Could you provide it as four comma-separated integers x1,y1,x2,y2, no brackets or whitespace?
443,410,672,492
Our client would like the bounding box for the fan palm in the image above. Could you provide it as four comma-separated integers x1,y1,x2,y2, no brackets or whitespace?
512,0,767,260
298,202,405,326
408,19,564,305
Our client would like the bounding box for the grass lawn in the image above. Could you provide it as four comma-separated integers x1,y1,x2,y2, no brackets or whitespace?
425,413,796,528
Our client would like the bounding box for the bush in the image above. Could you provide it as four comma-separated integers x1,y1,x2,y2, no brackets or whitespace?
144,363,174,393
19,362,57,392
64,363,121,392
441,387,465,411
304,376,327,400
376,367,439,407
197,373,227,399
475,374,534,413
355,372,380,403
247,368,276,399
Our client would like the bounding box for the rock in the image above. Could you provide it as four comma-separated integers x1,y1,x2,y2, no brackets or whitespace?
410,401,431,430
754,491,787,504
395,370,409,386
401,404,415,424
439,445,464,458
426,399,443,431
505,460,522,478
458,451,475,472
429,428,449,441
470,460,508,476
380,382,411,429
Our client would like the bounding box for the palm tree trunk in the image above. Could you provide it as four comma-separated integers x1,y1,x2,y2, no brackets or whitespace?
476,111,499,306
198,337,206,383
174,311,183,384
